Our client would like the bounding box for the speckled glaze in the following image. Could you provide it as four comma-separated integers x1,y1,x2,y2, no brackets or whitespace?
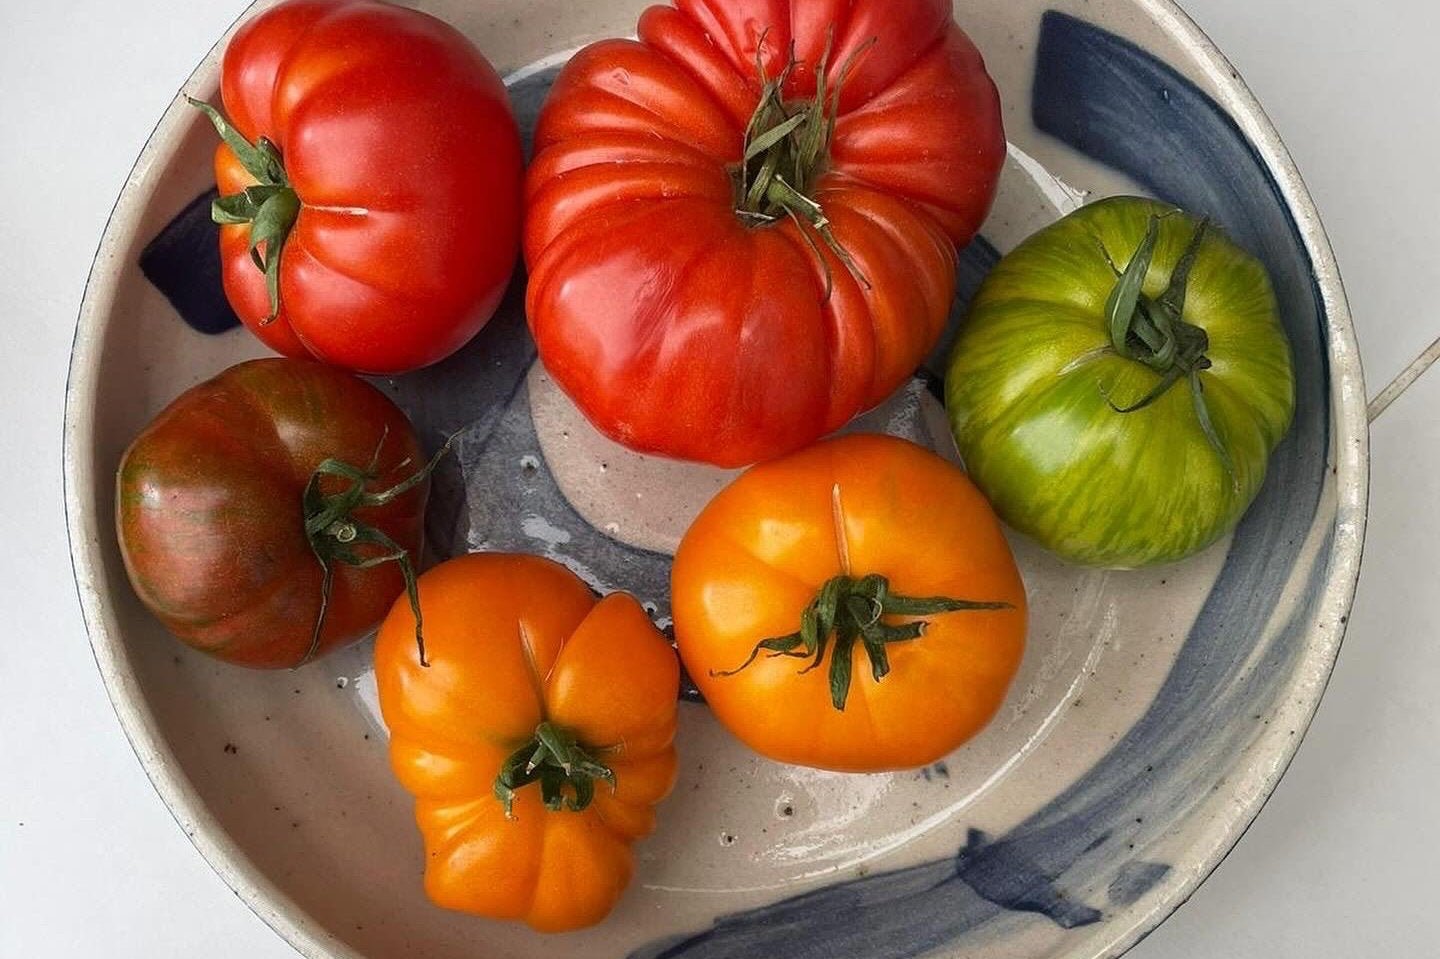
64,2,1366,958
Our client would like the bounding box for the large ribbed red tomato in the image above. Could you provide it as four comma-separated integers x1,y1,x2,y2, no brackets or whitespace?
196,0,522,374
525,0,1005,466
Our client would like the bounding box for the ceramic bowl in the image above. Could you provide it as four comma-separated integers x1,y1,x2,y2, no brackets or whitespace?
64,1,1367,957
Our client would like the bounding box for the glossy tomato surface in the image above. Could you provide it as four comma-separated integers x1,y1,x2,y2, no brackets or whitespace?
116,359,427,668
946,197,1296,568
212,0,522,373
375,553,679,931
672,434,1026,771
526,0,1005,466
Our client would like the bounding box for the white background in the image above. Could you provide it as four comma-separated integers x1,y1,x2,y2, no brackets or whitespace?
2,0,1436,955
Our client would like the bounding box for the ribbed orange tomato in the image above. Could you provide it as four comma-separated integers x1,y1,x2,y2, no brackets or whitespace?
672,434,1027,771
374,554,679,931
116,358,432,668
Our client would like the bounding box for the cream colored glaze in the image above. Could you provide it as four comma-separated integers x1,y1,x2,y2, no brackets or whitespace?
62,3,1365,957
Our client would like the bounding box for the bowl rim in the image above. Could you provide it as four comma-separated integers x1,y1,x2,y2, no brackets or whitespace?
61,2,1369,958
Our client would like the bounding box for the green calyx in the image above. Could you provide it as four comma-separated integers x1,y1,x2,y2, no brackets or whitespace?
1103,215,1236,483
714,573,1012,712
301,429,455,669
493,721,616,819
733,31,874,295
187,97,299,325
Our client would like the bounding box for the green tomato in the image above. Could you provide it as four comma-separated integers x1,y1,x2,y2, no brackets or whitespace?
945,196,1294,568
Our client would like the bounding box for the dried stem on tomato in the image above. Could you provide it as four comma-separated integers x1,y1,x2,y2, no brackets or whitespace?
733,30,877,294
713,573,1012,711
301,429,456,668
1099,215,1237,486
493,721,616,819
187,97,301,325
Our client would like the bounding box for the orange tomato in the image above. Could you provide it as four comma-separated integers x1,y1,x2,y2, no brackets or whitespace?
374,553,679,932
672,434,1026,772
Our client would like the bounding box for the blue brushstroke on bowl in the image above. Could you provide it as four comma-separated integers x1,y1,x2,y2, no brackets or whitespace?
140,188,239,335
1108,861,1173,908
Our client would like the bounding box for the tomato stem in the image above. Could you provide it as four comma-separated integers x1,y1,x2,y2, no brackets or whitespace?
733,30,874,292
712,573,1012,711
493,721,616,819
1103,215,1237,486
187,97,301,325
299,429,457,669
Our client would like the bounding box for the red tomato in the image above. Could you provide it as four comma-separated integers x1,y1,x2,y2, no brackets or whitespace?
525,0,1005,466
197,0,522,374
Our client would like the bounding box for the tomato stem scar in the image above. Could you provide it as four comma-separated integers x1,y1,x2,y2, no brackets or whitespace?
831,483,853,576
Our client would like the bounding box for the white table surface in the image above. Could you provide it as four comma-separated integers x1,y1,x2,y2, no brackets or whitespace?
2,1,1436,956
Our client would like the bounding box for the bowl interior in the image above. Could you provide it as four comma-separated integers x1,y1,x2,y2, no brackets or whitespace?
65,2,1365,958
